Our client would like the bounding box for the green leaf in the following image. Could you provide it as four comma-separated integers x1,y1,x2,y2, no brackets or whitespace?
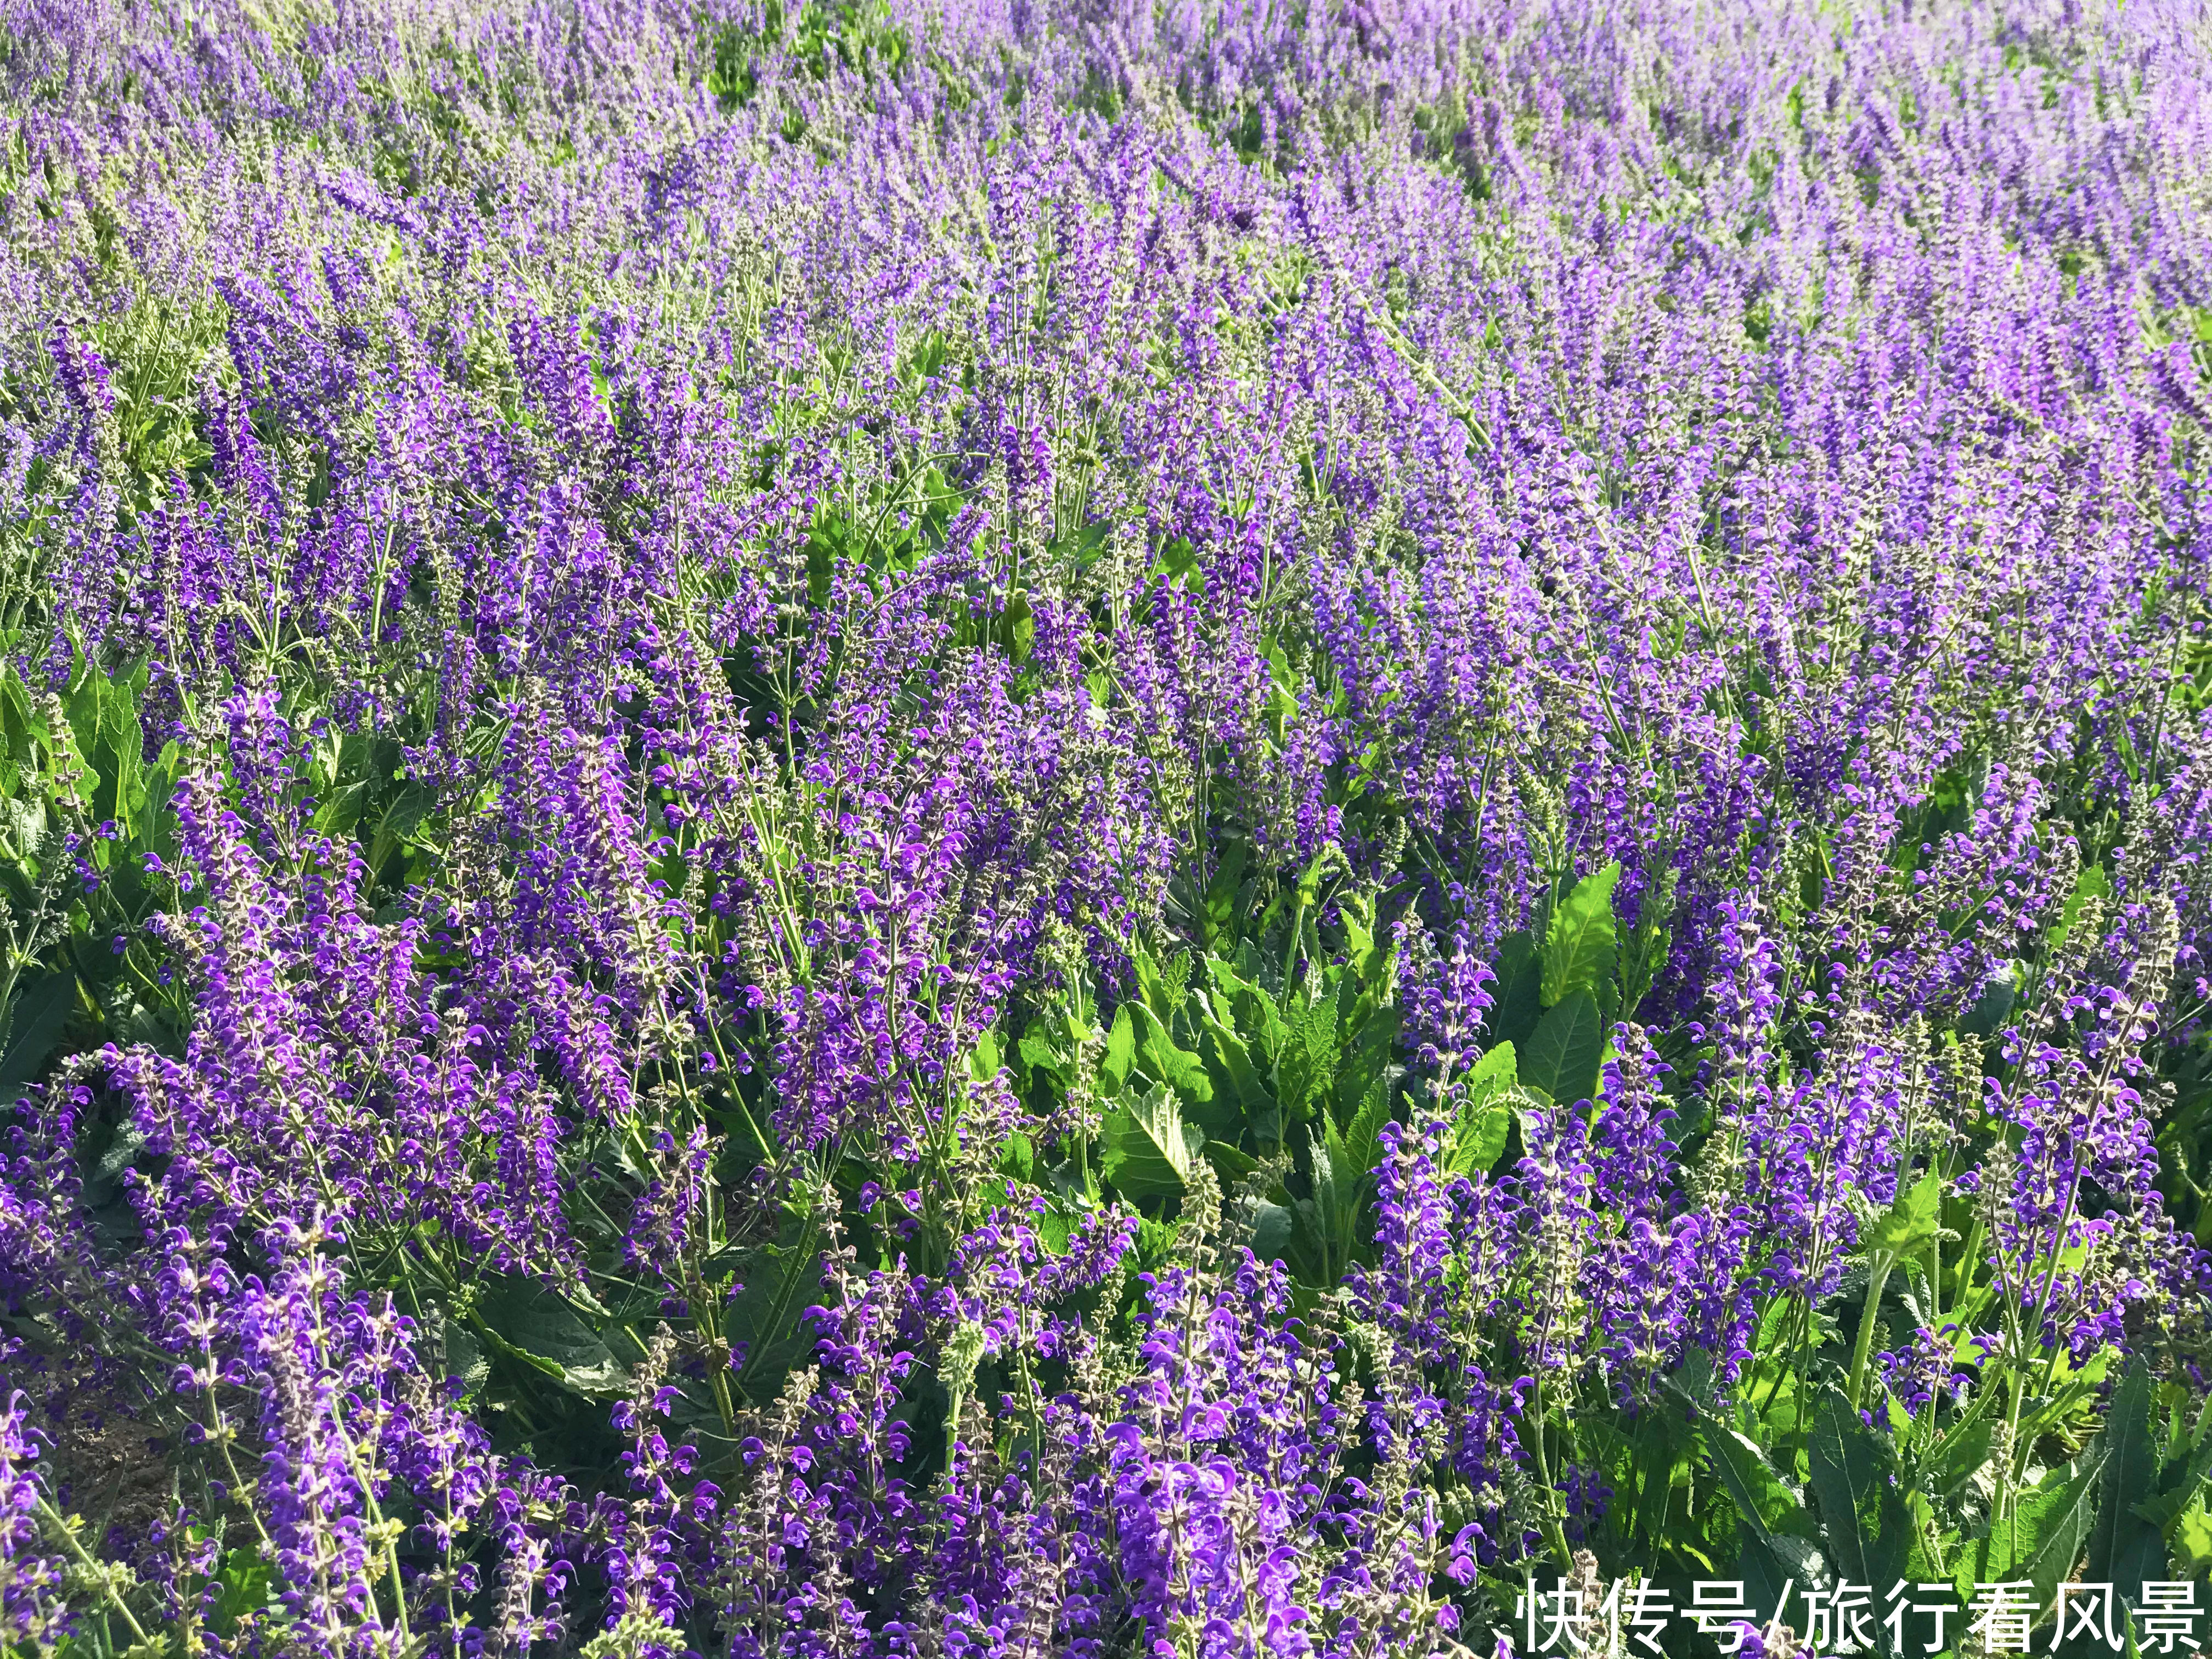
442,1322,490,1393
1541,861,1621,1008
1049,518,1113,566
0,972,76,1107
1018,1028,1070,1086
1339,900,1385,993
1464,1040,1516,1098
1133,947,1193,1022
995,1129,1034,1182
1696,1414,1827,1616
1521,987,1607,1105
726,1223,826,1394
1199,1009,1274,1127
1276,981,1341,1120
1807,1384,1910,1596
1100,1004,1136,1095
1487,929,1543,1048
1250,1198,1294,1265
1203,842,1250,946
1133,1004,1212,1104
1863,1170,1943,1261
477,1278,627,1398
1102,1083,1201,1199
1324,1075,1391,1193
212,1544,283,1634
1446,1042,1517,1176
1956,1454,2105,1607
2086,1361,2169,1622
2049,859,2111,960
2175,1505,2212,1575
1204,1140,1259,1186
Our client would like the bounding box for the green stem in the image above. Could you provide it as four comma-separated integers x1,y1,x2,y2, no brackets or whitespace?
1846,1252,1895,1412
1526,1378,1576,1570
34,1493,154,1647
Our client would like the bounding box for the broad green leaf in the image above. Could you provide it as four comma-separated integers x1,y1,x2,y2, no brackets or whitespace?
1205,952,1265,1006
1926,1415,1999,1503
1487,929,1543,1048
1133,1003,1212,1104
1541,861,1621,1008
1696,1415,1827,1617
1329,1045,1397,1133
1325,1075,1392,1192
1250,1198,1295,1265
1955,1453,2105,1607
2087,1361,2169,1619
212,1544,283,1634
1807,1385,1910,1596
1204,1140,1259,1186
1134,948,1193,1022
1019,1028,1070,1086
1102,1083,1201,1199
1339,901,1383,991
2174,1505,2212,1575
1863,1170,1943,1261
1100,1005,1136,1095
1305,1131,1339,1251
1199,1008,1274,1126
727,1222,827,1394
1464,1040,1516,1099
477,1278,627,1398
1276,981,1340,1120
1202,842,1249,946
1521,987,1607,1106
995,1129,1034,1181
0,973,76,1107
442,1322,490,1393
1447,1042,1517,1175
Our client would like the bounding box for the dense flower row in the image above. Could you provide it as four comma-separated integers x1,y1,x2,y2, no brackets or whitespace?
2,0,2212,1652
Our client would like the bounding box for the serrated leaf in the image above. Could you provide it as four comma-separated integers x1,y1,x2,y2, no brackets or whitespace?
443,1322,490,1393
1488,929,1543,1048
995,1129,1034,1181
2087,1360,2169,1618
1133,1004,1212,1104
1541,861,1621,1008
477,1278,627,1398
1863,1170,1943,1261
1199,1008,1273,1126
1521,987,1606,1105
1100,1004,1136,1095
1102,1083,1201,1199
1956,1453,2105,1607
0,973,76,1107
1340,903,1382,990
1696,1414,1827,1617
1276,980,1340,1120
1447,1042,1517,1175
1019,1028,1070,1085
2175,1505,2212,1574
1807,1384,1910,1596
1327,1075,1391,1187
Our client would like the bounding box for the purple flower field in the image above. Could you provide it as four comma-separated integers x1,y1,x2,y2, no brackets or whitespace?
4,0,2212,1651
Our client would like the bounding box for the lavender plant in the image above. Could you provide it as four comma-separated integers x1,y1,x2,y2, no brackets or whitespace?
2,0,2212,1651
